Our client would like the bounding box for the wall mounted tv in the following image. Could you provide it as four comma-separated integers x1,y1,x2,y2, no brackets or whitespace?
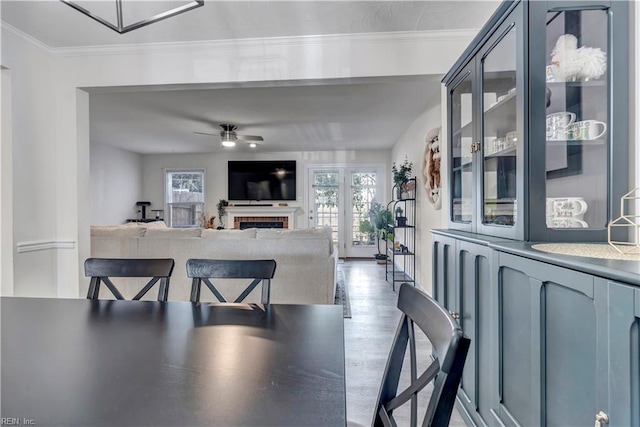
228,160,297,201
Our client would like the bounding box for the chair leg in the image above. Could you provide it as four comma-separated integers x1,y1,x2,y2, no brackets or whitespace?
261,279,271,305
158,278,169,302
87,277,100,299
190,278,201,303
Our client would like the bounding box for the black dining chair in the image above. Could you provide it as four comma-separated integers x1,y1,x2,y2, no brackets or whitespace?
373,283,470,427
186,259,277,304
84,258,175,302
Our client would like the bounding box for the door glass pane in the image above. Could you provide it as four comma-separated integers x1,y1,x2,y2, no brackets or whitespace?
482,25,517,226
351,172,377,247
545,9,608,229
450,73,474,223
312,172,339,243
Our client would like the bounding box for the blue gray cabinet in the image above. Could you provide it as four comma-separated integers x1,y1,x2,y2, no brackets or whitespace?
496,251,601,426
443,0,629,242
597,279,640,426
432,230,640,426
495,252,640,427
432,231,498,426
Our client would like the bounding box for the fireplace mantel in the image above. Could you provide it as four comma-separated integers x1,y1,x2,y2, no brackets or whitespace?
226,206,302,229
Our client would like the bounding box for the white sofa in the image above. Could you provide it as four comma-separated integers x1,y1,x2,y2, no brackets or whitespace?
90,225,337,304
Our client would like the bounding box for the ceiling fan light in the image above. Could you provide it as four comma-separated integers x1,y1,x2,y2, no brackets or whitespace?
249,143,257,148
221,140,236,148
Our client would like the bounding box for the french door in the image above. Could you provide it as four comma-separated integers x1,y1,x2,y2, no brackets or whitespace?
307,165,385,258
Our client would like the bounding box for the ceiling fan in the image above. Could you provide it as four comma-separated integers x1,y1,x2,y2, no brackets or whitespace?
194,123,264,148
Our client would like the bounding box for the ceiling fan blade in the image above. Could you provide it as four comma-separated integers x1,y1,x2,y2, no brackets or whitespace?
194,131,218,137
236,135,264,141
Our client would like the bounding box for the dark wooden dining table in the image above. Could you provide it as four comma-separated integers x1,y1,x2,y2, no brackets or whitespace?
1,297,346,426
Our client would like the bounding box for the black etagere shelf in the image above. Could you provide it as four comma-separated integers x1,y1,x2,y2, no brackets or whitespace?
385,178,416,291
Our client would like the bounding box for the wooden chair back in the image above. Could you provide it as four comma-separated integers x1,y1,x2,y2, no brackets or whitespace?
84,258,175,302
186,259,277,304
373,283,470,427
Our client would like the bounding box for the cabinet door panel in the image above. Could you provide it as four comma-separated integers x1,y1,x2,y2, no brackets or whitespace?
544,281,596,426
498,265,535,427
448,65,476,232
603,279,640,426
458,241,493,426
432,235,456,311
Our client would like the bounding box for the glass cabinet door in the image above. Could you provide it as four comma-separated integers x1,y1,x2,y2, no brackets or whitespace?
480,24,518,228
544,8,609,230
449,69,474,228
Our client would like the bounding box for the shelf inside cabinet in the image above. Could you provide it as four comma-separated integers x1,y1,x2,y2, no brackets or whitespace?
452,124,474,138
546,80,607,89
546,138,606,146
483,99,517,137
484,145,516,158
484,91,516,113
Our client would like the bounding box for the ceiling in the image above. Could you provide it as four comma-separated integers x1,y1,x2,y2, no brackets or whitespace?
1,1,500,154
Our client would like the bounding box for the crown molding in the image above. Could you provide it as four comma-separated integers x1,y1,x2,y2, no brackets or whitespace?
1,23,53,57
1,22,479,58
17,240,76,253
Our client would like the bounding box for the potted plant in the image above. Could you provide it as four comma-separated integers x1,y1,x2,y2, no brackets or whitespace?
358,219,375,245
216,199,229,229
392,157,413,198
395,206,407,227
369,202,393,264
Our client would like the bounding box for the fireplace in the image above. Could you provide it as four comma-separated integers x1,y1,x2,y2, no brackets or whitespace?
235,216,288,229
226,207,301,230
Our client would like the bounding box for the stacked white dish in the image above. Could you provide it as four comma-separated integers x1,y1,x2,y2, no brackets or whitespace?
546,197,589,228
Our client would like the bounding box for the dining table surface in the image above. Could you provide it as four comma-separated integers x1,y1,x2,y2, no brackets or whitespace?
1,297,346,426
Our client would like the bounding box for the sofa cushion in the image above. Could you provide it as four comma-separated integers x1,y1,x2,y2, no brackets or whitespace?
256,227,331,240
201,228,257,239
144,228,202,238
142,221,167,228
256,227,333,254
91,226,146,237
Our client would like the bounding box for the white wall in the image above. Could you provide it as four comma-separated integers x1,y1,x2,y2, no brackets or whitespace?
141,149,391,229
90,143,142,225
391,94,442,294
1,68,14,295
0,27,478,297
1,29,60,297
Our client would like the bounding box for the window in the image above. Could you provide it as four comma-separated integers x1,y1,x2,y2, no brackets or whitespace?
165,169,204,228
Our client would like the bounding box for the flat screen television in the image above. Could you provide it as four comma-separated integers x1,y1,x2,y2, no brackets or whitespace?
228,160,297,201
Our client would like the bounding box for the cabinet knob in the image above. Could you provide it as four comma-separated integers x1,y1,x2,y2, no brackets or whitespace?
448,310,460,320
595,411,609,427
470,141,481,153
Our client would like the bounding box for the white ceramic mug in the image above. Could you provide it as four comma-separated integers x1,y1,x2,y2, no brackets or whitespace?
546,112,576,140
547,197,588,218
565,120,607,140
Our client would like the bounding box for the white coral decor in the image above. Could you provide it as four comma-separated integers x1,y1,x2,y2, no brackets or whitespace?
551,34,607,82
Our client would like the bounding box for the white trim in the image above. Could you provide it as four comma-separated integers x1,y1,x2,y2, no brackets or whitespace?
17,240,76,253
1,23,53,57
0,22,480,58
